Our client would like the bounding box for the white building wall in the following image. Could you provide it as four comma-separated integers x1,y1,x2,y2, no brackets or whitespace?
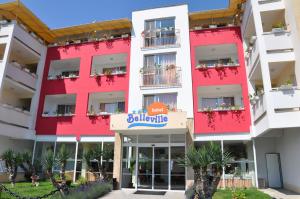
275,128,300,193
0,22,47,140
129,5,194,118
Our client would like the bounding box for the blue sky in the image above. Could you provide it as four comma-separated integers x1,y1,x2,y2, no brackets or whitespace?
0,0,229,28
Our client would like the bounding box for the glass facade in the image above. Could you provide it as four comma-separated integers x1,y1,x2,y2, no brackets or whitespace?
34,141,114,182
121,134,186,190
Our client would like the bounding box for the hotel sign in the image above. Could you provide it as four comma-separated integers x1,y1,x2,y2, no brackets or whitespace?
127,102,168,128
110,103,187,131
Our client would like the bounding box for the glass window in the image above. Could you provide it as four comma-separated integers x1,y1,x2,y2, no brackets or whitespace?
201,97,235,109
171,146,185,190
144,93,177,111
144,18,176,47
99,102,125,113
223,141,256,188
34,142,55,173
144,53,176,68
122,146,137,188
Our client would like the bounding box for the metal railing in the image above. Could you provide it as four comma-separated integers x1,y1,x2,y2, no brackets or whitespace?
141,29,180,48
140,66,181,88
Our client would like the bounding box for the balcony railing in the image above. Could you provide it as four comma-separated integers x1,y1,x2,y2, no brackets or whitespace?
263,31,293,52
142,29,180,49
0,103,31,128
6,62,37,90
140,66,181,88
252,93,266,121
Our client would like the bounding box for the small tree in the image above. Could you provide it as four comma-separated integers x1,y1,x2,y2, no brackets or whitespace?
56,144,70,183
42,150,58,188
20,152,38,186
179,142,231,199
1,149,22,187
85,144,113,181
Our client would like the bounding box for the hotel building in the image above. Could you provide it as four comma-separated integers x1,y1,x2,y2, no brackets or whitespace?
0,0,299,193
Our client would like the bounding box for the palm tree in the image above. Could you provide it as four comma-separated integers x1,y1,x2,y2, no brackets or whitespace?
42,150,58,188
56,144,70,183
85,144,113,181
179,142,231,199
20,152,38,185
1,149,22,187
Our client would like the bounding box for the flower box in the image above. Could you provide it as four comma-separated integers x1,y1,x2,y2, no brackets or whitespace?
279,84,293,90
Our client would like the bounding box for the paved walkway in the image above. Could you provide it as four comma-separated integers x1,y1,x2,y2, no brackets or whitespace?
261,188,300,199
102,189,185,199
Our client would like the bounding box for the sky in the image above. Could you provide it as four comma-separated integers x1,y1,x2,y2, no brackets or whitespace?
0,0,229,29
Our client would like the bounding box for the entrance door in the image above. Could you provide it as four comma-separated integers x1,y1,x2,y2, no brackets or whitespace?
266,153,282,188
137,146,169,190
137,147,153,189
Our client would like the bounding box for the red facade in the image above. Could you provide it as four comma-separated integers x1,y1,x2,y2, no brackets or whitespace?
35,38,131,137
190,27,251,134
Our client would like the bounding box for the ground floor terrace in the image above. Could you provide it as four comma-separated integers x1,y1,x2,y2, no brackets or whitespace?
1,128,300,193
30,133,258,191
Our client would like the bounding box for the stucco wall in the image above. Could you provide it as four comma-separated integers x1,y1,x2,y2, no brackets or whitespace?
190,27,251,134
35,38,131,137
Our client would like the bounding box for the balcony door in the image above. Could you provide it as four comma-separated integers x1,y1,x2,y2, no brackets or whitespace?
143,53,177,86
144,18,175,47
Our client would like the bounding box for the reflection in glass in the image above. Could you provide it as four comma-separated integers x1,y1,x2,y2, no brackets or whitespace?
122,146,137,188
171,146,185,190
138,147,153,189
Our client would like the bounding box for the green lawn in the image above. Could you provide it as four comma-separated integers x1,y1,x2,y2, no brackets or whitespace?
0,181,60,199
213,188,271,199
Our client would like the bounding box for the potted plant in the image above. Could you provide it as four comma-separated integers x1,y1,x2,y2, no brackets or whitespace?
104,68,113,76
194,26,202,30
280,79,293,90
88,105,97,116
128,160,136,188
215,60,223,68
209,24,217,28
196,63,207,70
56,74,63,79
272,22,285,33
249,94,256,105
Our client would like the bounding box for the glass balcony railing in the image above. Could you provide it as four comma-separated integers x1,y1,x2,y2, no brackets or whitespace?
140,66,181,88
142,29,180,48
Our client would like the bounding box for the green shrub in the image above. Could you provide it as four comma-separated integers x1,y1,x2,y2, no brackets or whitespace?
232,189,246,199
55,182,112,199
76,176,88,185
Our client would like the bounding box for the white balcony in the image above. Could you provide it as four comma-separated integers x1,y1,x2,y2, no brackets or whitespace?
247,37,259,74
252,93,266,121
271,89,300,110
42,94,76,117
141,29,180,49
91,53,127,77
140,66,181,88
87,92,125,116
6,62,37,90
48,58,80,80
0,103,31,128
263,31,293,52
258,0,285,12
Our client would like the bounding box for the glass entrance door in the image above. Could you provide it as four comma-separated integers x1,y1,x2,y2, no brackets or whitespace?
154,147,169,189
137,147,153,189
122,134,186,190
137,146,169,190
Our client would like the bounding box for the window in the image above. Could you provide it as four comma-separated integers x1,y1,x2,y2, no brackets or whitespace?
142,53,180,87
144,53,176,68
99,102,125,113
57,104,75,114
201,97,234,109
144,18,176,47
144,93,177,110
